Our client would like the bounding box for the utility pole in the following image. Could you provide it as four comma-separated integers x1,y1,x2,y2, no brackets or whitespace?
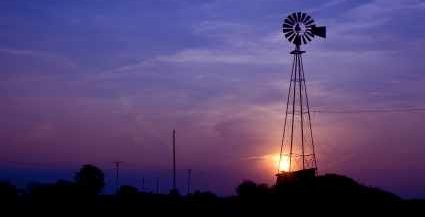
172,129,177,191
187,169,192,195
113,161,123,192
156,177,160,194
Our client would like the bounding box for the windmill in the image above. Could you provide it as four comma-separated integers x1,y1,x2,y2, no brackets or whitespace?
276,12,326,184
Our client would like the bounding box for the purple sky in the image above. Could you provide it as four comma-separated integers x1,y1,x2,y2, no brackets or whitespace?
1,0,425,198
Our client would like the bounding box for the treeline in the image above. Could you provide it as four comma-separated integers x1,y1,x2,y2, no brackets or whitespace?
0,164,424,216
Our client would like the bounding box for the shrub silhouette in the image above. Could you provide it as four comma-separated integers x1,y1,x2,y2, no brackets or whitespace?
118,185,139,196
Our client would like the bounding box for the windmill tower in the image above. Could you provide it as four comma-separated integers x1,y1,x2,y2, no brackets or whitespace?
276,12,326,184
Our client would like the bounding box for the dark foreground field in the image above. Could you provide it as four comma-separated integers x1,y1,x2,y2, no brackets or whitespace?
1,165,424,216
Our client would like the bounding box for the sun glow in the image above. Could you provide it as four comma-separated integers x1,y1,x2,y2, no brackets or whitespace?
272,154,290,172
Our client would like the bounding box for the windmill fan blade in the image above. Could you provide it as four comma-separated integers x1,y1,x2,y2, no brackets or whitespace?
302,35,307,44
282,28,292,33
291,13,298,22
305,19,315,26
301,13,307,22
304,15,312,23
285,18,294,25
284,20,294,26
311,25,326,38
304,34,312,42
285,31,295,39
287,15,295,24
288,33,296,42
306,31,314,38
296,12,302,22
283,23,293,29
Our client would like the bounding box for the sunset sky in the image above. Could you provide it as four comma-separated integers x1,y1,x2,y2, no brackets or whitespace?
1,0,425,198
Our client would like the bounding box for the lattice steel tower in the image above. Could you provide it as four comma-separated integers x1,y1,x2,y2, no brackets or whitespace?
276,12,326,184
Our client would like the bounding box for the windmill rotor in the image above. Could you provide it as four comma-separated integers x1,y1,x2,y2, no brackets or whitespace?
282,12,326,46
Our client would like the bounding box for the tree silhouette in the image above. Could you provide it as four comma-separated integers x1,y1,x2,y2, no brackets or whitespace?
237,180,269,199
74,164,105,196
236,180,257,199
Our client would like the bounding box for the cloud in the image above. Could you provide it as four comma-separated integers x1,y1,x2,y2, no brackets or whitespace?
0,49,36,55
193,20,249,35
243,154,275,161
347,0,425,21
102,0,425,77
307,0,351,13
155,48,287,64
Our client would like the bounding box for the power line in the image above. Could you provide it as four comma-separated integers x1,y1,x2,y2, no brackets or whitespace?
0,160,102,168
0,160,60,168
310,107,425,114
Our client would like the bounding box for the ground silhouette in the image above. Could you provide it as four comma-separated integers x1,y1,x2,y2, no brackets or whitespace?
0,164,423,216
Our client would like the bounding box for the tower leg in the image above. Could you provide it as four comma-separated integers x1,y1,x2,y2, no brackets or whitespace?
277,48,318,184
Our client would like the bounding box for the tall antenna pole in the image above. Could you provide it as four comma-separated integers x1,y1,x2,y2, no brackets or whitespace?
172,129,177,191
113,161,123,192
187,169,192,195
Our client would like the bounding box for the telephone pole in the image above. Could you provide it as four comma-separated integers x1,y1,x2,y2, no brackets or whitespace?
156,177,160,194
172,129,177,191
113,161,123,192
187,169,192,195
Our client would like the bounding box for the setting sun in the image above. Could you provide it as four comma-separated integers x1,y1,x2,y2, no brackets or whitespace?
279,155,290,172
272,154,290,172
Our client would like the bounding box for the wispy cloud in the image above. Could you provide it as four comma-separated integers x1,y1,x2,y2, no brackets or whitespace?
0,48,77,69
0,49,36,55
155,48,287,64
242,154,274,161
307,0,351,13
347,0,425,21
